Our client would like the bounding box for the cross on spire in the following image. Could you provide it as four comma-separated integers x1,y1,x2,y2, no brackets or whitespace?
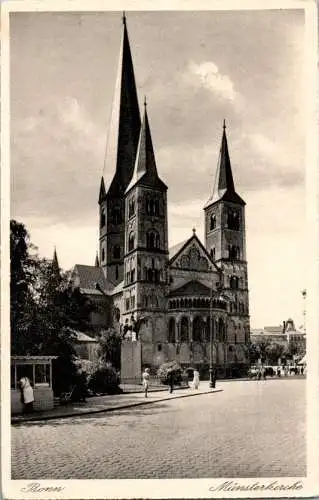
122,11,126,25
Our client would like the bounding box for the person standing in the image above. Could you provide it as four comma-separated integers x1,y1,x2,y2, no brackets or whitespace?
192,369,200,390
19,376,34,413
142,368,150,398
167,369,174,394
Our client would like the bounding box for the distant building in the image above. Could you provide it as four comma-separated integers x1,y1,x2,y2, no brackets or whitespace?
250,318,306,357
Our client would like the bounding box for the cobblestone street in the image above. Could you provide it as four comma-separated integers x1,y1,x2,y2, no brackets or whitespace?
11,379,306,479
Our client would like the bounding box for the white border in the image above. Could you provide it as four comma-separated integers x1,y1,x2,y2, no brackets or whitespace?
1,0,318,498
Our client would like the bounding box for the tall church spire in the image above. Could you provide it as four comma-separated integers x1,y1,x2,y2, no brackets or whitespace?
126,99,167,193
99,15,141,200
205,121,245,208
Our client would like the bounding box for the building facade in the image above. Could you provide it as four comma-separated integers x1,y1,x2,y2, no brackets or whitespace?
73,16,251,375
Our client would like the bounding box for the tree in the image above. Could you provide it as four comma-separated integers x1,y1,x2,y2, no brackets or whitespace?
266,343,285,365
31,259,96,355
96,328,121,371
10,220,39,354
246,342,261,364
10,219,96,356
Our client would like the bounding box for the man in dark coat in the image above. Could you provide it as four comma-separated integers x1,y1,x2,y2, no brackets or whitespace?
167,369,174,394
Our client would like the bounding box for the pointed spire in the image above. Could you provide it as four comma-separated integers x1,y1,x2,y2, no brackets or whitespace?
98,176,106,204
126,101,167,193
204,122,245,208
95,252,100,267
52,247,60,276
218,120,235,193
102,14,141,199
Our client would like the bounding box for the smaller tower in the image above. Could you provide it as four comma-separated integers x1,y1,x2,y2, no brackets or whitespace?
204,122,250,359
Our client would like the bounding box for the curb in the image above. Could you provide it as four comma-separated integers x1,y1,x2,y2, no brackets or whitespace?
11,388,223,424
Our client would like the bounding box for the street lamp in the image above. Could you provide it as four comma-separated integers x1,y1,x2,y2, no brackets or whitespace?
209,269,230,389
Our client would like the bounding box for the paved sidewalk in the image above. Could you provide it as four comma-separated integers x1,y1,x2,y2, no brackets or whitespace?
12,383,221,424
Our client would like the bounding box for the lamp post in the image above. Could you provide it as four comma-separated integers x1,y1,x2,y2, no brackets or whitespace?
209,291,215,388
301,289,307,334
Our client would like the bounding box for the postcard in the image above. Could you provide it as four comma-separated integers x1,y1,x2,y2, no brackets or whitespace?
1,0,318,498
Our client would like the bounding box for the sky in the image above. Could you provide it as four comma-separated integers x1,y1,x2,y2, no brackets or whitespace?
10,9,307,329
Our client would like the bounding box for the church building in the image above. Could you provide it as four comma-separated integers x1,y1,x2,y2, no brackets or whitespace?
72,15,250,376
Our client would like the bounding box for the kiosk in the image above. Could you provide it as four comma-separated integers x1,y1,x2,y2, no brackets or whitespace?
11,356,57,414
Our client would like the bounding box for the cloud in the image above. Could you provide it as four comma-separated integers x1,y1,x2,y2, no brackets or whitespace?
187,61,241,105
11,97,106,224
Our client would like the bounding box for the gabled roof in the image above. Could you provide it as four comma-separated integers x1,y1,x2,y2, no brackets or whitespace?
72,265,113,294
168,238,189,260
126,102,167,194
69,329,98,343
102,15,141,199
204,122,245,209
169,231,220,272
169,280,211,297
109,280,124,296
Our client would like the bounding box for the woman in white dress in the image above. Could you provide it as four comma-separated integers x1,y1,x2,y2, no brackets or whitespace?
192,369,200,390
142,368,150,398
19,376,34,413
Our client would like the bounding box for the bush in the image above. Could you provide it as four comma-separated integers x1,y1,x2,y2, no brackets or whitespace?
157,361,183,386
87,366,123,395
52,354,78,397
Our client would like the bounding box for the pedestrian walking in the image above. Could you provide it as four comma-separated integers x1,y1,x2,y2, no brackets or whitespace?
18,375,34,413
191,369,200,390
167,369,174,394
211,368,217,388
262,368,267,381
142,368,150,398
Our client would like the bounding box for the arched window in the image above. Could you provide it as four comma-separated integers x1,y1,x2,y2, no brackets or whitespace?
227,210,240,231
100,207,106,228
210,247,216,261
146,198,160,216
228,245,240,260
113,245,121,259
193,316,202,342
230,276,239,289
115,265,119,280
101,248,105,262
128,198,135,218
181,299,185,308
128,232,135,252
112,207,122,225
210,214,216,230
180,255,190,268
146,230,160,250
168,318,176,343
180,317,189,343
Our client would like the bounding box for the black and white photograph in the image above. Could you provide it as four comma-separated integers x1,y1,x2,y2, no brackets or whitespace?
1,0,318,498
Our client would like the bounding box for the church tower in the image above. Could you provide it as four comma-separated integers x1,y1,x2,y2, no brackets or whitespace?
204,122,250,354
98,15,141,285
123,100,169,366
